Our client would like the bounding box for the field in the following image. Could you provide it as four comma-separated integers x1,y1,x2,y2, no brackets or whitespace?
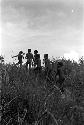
1,58,84,125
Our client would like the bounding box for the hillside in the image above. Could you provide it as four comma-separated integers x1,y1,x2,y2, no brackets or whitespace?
1,58,84,125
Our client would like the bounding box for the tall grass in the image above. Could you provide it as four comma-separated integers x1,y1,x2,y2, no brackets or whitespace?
1,58,84,125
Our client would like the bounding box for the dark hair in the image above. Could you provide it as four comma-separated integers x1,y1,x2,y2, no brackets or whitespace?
44,54,48,59
34,50,38,54
57,61,63,67
28,49,31,52
19,51,23,54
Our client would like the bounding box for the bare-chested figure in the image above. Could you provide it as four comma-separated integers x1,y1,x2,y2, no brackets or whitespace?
33,50,42,74
43,54,52,79
56,61,65,93
12,51,24,67
33,50,39,68
25,49,33,70
34,54,41,74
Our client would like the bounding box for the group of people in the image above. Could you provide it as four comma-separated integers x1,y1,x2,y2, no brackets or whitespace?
12,49,65,93
12,49,51,71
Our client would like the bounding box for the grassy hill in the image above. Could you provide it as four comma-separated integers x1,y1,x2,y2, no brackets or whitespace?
1,58,84,125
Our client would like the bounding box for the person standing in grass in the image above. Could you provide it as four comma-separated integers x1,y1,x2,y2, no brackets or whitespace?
34,54,42,74
12,51,24,67
25,49,33,70
43,54,52,80
33,50,39,68
56,61,65,93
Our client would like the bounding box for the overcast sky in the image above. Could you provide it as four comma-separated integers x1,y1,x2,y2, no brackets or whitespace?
1,0,84,62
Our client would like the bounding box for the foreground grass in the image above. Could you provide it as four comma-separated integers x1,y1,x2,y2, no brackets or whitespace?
1,59,84,125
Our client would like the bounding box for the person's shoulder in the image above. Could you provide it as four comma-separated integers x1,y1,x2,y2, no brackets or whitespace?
30,53,33,57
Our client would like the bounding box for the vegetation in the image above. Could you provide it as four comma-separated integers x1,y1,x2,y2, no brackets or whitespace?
1,58,84,125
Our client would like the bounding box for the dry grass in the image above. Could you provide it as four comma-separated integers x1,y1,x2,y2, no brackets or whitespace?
1,58,84,125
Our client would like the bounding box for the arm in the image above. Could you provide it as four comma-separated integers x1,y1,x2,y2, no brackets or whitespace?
23,55,24,59
25,54,27,59
12,55,18,58
56,68,60,76
31,54,34,61
23,53,25,59
43,59,45,64
23,53,25,55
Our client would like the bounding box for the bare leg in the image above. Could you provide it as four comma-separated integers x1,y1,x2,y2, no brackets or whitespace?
20,63,22,68
29,62,31,70
26,62,28,71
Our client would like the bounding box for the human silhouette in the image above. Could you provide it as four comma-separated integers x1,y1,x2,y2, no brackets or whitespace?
25,49,33,70
34,54,41,74
56,61,65,93
33,50,39,68
12,51,24,67
43,54,52,80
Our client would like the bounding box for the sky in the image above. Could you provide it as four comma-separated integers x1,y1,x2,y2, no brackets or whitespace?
1,0,84,63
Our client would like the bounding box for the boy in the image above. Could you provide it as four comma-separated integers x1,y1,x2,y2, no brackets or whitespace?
34,53,42,74
56,61,65,93
43,54,52,80
12,51,24,67
33,50,39,68
36,54,41,73
25,49,33,70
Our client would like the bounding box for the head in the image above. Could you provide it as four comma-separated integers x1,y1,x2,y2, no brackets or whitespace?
28,49,31,53
57,61,63,68
34,50,38,54
19,51,23,54
44,54,48,59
